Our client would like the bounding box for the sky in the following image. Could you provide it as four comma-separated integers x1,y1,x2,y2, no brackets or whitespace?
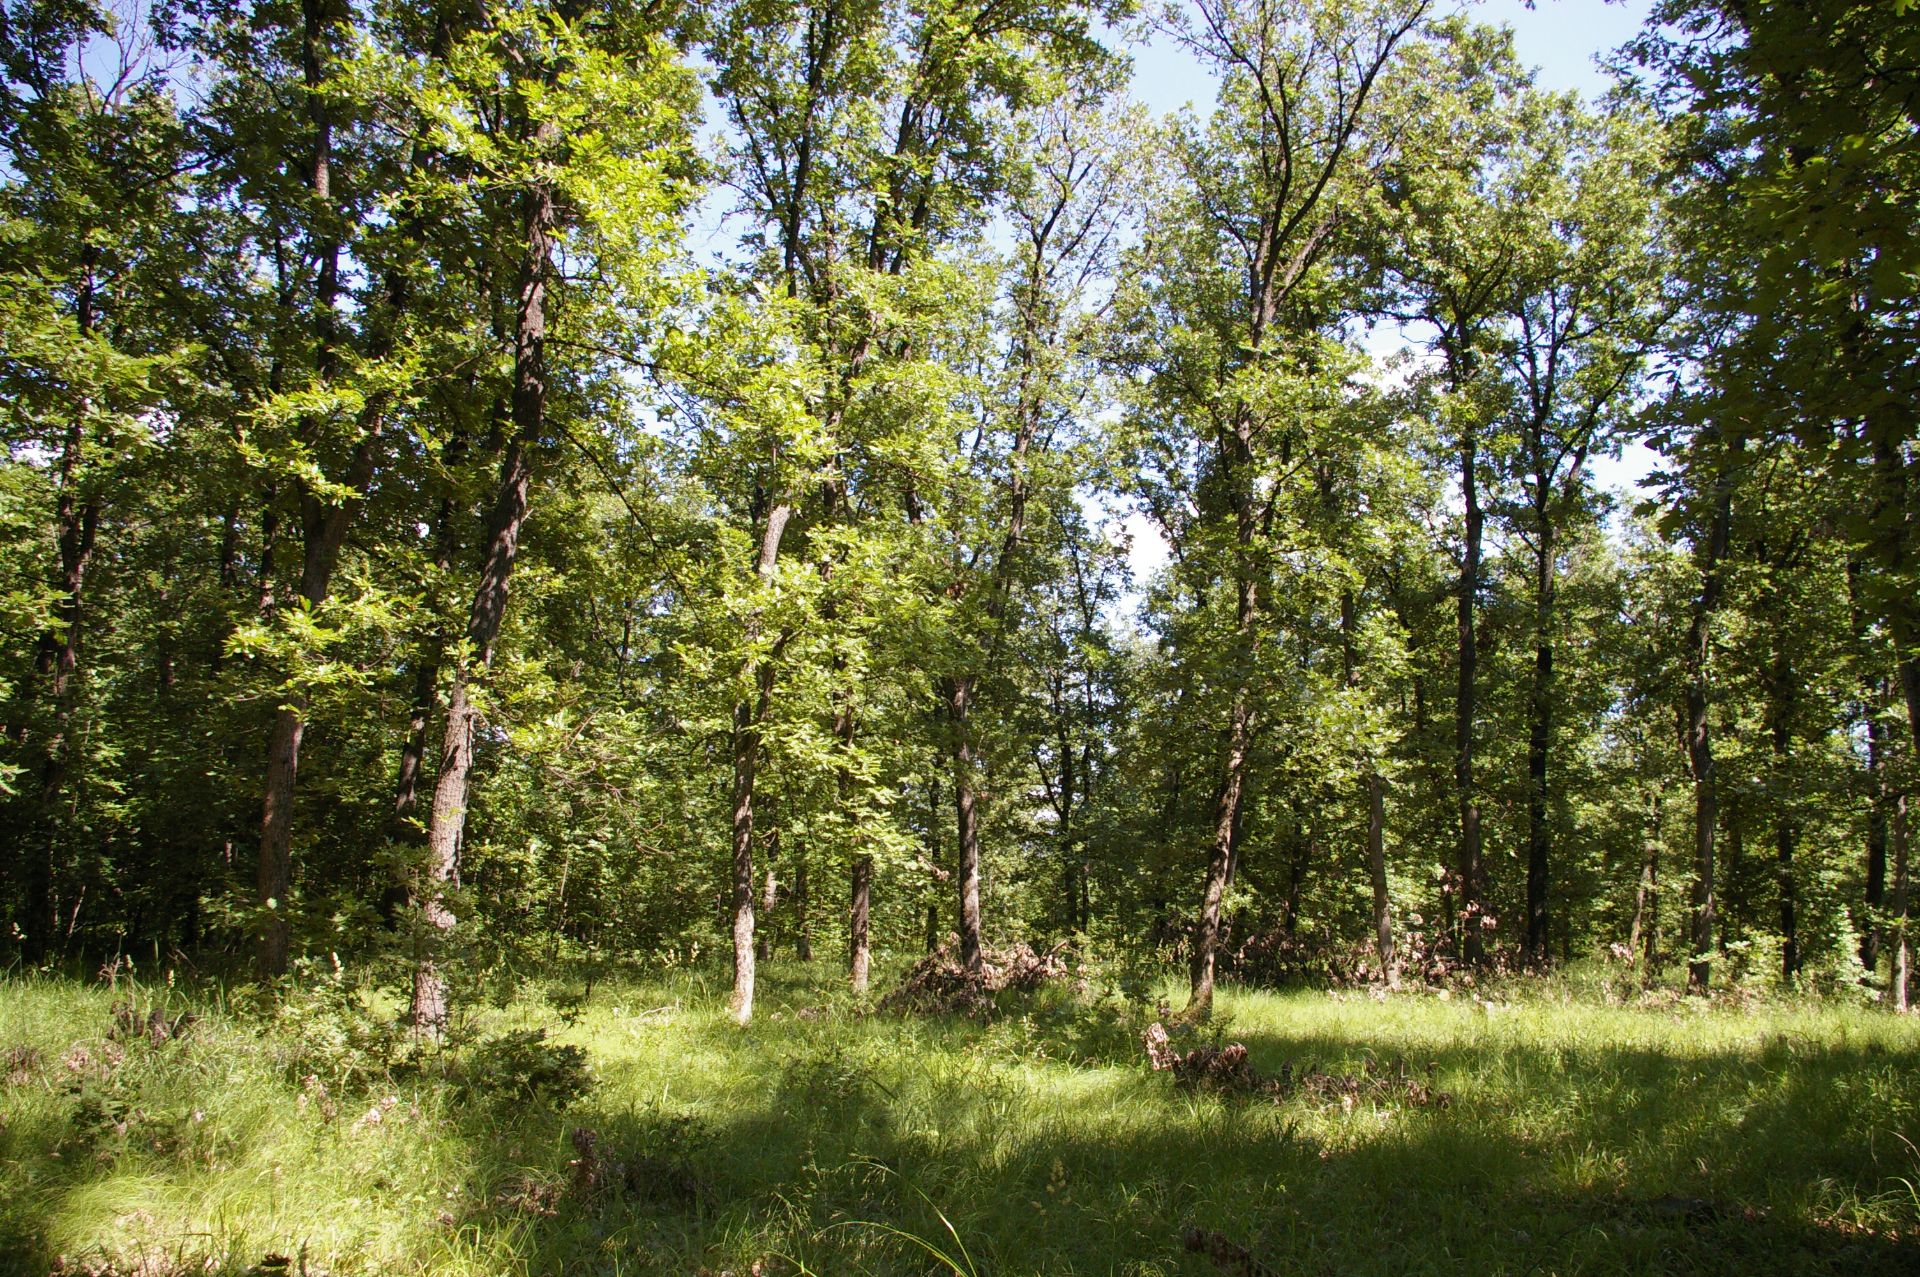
1111,0,1661,586
1125,0,1654,114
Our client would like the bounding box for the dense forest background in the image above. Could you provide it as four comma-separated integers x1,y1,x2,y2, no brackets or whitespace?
1,0,1913,1025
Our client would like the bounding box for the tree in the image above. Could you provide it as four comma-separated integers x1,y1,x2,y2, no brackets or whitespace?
0,0,189,960
701,0,1122,1017
387,0,699,1031
1495,100,1667,965
1118,0,1434,1016
1375,21,1537,963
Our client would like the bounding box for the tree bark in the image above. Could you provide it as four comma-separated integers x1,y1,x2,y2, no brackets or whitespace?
23,391,99,963
1863,452,1920,1022
827,620,865,989
1722,798,1746,950
254,0,339,980
756,835,778,963
393,657,439,836
921,776,941,955
1189,391,1261,1018
939,365,1042,975
1282,821,1313,938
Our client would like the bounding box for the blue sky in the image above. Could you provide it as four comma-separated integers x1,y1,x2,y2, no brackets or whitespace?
1124,0,1655,115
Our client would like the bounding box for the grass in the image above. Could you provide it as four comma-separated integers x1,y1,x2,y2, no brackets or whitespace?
3,959,1918,1276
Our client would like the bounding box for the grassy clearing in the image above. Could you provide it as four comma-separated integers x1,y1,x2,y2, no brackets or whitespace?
2,963,1918,1276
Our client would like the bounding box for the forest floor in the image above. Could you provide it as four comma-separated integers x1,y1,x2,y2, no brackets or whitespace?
2,961,1918,1277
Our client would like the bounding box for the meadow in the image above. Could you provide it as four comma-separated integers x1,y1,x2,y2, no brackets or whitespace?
2,962,1917,1276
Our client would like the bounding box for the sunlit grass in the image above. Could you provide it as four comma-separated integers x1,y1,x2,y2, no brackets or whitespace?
3,961,1917,1275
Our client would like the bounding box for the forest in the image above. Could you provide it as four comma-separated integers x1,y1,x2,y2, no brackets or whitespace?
1,0,1918,1273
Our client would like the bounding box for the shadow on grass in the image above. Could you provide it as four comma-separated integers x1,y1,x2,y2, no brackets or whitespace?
427,983,1920,1277
5,968,1920,1276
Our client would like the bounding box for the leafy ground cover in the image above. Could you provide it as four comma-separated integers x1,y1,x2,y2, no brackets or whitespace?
3,963,1917,1276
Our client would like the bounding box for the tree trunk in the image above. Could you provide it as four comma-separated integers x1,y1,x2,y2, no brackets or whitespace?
793,841,812,962
1684,452,1736,993
1892,789,1910,1013
844,841,870,985
1340,588,1393,977
254,0,340,980
6,239,101,963
1525,525,1554,966
849,854,872,992
829,649,865,990
392,495,456,845
1863,418,1918,990
1190,403,1260,1018
921,776,941,955
1056,716,1079,935
756,847,778,964
1190,679,1252,1016
393,656,439,835
1282,821,1313,938
726,501,792,1025
1368,772,1392,976
1629,787,1662,971
1456,426,1485,962
253,0,404,978
1865,415,1920,860
1722,799,1748,951
938,368,1041,977
947,673,985,973
411,147,554,1034
1770,664,1799,983
1864,694,1890,975
25,448,99,963
256,453,384,977
1866,416,1920,1006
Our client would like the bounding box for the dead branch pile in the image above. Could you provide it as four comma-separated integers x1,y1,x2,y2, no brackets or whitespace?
1143,1023,1450,1108
879,940,1069,1017
110,1001,198,1044
1181,1228,1276,1277
1143,1022,1258,1086
567,1125,709,1210
3,1044,42,1086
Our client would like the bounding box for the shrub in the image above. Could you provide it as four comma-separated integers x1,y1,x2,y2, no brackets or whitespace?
451,1028,591,1108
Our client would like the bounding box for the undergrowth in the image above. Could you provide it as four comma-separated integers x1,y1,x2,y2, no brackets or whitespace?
2,959,1917,1275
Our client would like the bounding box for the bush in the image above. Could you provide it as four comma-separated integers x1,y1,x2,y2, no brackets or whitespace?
239,967,419,1090
451,1028,592,1108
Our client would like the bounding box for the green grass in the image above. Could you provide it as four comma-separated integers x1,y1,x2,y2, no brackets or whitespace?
3,962,1918,1276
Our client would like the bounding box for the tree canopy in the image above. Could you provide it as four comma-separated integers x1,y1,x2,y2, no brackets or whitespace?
1,0,1912,1020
